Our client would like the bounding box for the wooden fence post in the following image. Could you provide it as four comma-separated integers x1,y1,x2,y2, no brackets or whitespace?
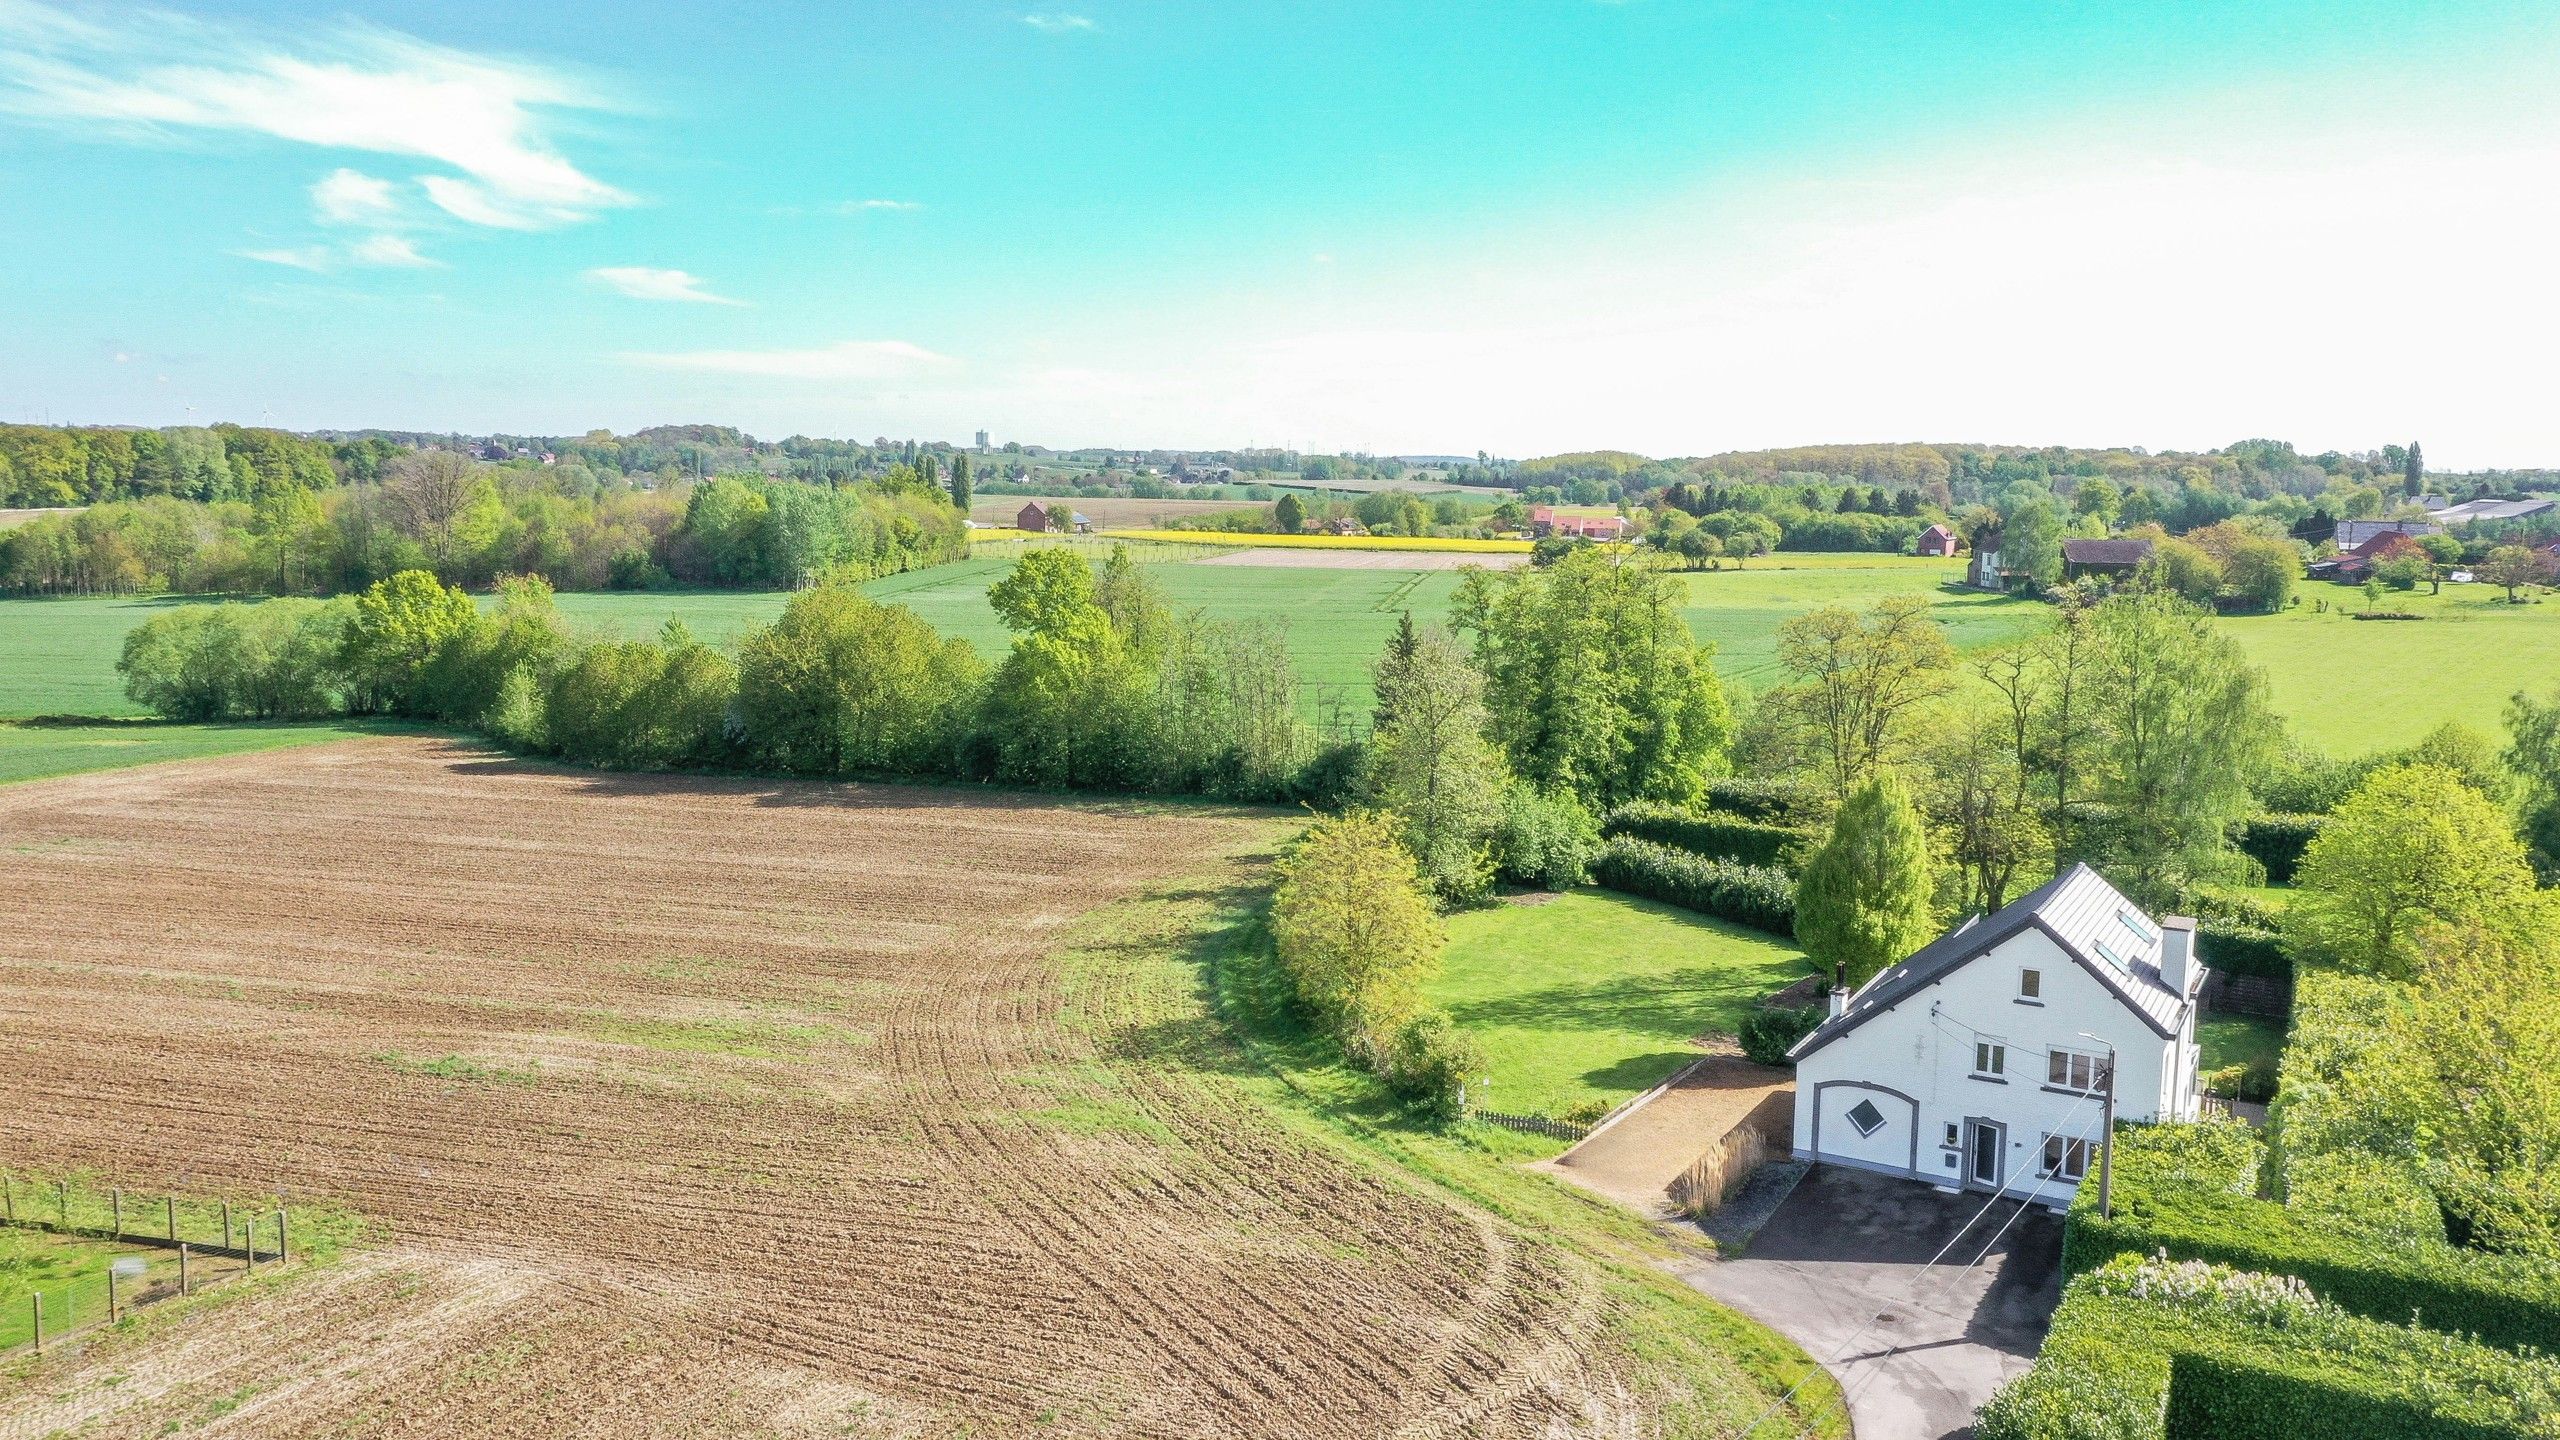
111,1188,122,1238
179,1243,191,1296
244,1220,257,1273
29,1293,39,1355
107,1266,119,1324
221,1202,232,1251
57,1180,68,1227
166,1195,176,1241
3,1173,13,1222
276,1209,289,1263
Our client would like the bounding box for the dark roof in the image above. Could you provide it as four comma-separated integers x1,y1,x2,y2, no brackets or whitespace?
1919,523,1956,539
2062,538,2153,567
1789,863,2192,1062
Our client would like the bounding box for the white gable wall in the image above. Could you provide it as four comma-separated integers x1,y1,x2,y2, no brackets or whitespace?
1791,925,2195,1199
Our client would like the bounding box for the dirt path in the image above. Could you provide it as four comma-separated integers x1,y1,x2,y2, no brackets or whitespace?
1548,1055,1794,1216
0,738,1632,1438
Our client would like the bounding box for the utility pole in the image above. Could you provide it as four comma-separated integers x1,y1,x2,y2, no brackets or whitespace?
2081,1032,2118,1220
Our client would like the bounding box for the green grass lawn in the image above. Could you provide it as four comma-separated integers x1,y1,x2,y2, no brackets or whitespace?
2220,586,2560,755
0,720,393,786
1429,889,1810,1121
2199,1012,2287,1100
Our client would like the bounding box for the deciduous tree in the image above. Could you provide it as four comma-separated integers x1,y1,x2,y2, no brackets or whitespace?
2285,763,2538,978
1794,769,1937,987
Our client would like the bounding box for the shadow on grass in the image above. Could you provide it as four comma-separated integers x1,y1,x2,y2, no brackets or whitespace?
1443,965,1798,1044
1579,1050,1703,1092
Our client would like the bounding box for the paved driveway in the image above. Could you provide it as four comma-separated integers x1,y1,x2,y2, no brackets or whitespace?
1683,1165,2063,1440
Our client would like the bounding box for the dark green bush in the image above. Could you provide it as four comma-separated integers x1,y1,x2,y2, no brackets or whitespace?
1587,837,1796,936
1493,787,1599,889
1700,776,1816,824
1980,1255,2560,1440
1599,801,1812,870
2233,812,2325,884
2197,920,2290,981
2186,882,2284,931
117,599,350,721
1739,1004,1823,1066
1385,1011,1484,1121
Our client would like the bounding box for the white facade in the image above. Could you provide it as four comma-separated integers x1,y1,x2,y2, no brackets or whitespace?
1789,866,2203,1202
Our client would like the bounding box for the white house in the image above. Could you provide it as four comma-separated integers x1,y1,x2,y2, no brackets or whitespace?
1787,864,2204,1200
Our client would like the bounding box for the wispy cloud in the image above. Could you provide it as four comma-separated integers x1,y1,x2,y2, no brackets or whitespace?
587,265,743,305
351,233,438,268
1022,13,1097,33
311,167,399,225
770,197,923,217
622,339,954,380
238,232,441,271
0,1,628,231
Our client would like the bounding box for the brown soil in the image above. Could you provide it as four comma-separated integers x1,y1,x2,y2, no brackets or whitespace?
970,495,1261,527
1547,1055,1796,1217
0,738,1635,1438
1194,548,1529,570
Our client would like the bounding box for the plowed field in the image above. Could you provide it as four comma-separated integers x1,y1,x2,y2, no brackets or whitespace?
0,737,1775,1438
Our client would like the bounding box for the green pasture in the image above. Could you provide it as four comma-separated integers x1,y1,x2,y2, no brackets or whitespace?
0,720,390,786
1429,889,1809,1121
2222,585,2560,754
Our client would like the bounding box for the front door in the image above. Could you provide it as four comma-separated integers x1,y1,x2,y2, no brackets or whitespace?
1966,1120,2002,1190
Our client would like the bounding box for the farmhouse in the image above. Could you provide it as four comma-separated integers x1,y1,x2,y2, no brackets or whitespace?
2311,529,2428,582
2434,496,2556,525
1528,505,1629,540
2061,537,2152,581
1916,523,1961,557
2333,518,2441,550
1788,865,2204,1199
1014,502,1094,533
1967,538,2011,590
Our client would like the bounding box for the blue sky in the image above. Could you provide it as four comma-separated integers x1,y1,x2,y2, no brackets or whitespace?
5,1,2559,463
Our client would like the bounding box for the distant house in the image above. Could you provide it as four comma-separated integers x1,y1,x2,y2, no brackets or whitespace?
1916,523,1961,557
1066,510,1093,533
1789,864,2205,1198
1015,501,1050,532
1326,517,1363,536
1967,535,2009,590
2334,518,2442,550
1527,505,1628,540
2061,538,2152,581
2312,530,2429,582
2435,497,2557,525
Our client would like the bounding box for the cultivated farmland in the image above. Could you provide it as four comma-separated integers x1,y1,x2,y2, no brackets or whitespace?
0,737,1826,1437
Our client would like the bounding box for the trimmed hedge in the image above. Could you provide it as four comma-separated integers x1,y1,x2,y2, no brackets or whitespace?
1739,1003,1823,1066
1599,802,1813,870
1978,1255,2560,1440
1700,776,1816,824
2188,882,2284,931
2062,1121,2560,1355
2233,812,2326,884
2197,919,2290,981
1586,837,1797,937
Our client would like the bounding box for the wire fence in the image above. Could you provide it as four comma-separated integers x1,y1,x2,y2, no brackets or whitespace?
0,1170,298,1358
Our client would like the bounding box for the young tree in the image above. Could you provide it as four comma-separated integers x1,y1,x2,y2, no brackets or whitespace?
2400,900,2560,1258
2285,763,2538,978
1794,769,1938,988
736,583,986,776
1452,548,1731,809
2405,441,2425,497
2136,537,2221,605
1269,811,1445,1062
946,452,971,512
1763,595,1957,805
1274,492,1307,534
1998,497,2065,590
385,449,502,581
1368,625,1509,899
2079,590,2278,899
984,548,1155,786
1925,696,2048,914
2220,534,2301,613
2503,683,2560,883
2479,544,2549,604
338,568,477,714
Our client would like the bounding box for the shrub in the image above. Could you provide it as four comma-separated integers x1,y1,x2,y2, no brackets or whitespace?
543,632,737,770
1738,1004,1823,1066
606,547,669,590
2187,883,2284,931
1599,801,1811,869
1492,787,1599,889
2233,812,2325,884
2197,920,2289,981
117,599,350,721
1979,1255,2560,1440
1586,837,1796,936
2062,1118,2560,1354
1700,775,1816,824
1288,738,1369,811
1383,1010,1485,1121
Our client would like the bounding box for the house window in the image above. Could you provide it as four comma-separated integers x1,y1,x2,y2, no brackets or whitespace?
1974,1041,2007,1078
1845,1099,1887,1137
2118,908,2158,945
2019,968,2042,1000
2048,1048,2113,1095
1943,1122,1961,1148
2043,1134,2092,1180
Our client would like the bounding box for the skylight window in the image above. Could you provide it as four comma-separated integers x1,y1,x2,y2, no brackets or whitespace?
2117,908,2157,945
2093,938,2129,971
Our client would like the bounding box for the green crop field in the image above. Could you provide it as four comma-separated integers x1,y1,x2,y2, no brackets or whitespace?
2221,587,2560,755
8,556,2555,758
1430,889,1809,1120
0,720,392,786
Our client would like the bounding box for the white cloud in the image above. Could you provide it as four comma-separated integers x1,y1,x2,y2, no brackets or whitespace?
841,197,920,212
0,2,627,229
311,167,399,225
237,244,335,271
586,266,743,305
1022,13,1096,33
351,233,438,268
622,339,954,380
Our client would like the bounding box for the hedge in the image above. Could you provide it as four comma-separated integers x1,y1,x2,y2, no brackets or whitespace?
2062,1121,2560,1354
1599,802,1813,870
1978,1256,2560,1440
1699,776,1816,824
1586,837,1797,937
2233,812,2326,884
2187,882,2284,931
2197,919,2290,981
1739,1003,1823,1066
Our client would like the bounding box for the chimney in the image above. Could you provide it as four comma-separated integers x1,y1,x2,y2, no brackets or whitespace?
2160,916,2197,993
1827,961,1849,1020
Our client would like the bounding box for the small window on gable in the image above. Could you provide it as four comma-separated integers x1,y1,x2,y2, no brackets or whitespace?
1846,1099,1887,1137
1974,1041,2006,1077
2019,968,2042,999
